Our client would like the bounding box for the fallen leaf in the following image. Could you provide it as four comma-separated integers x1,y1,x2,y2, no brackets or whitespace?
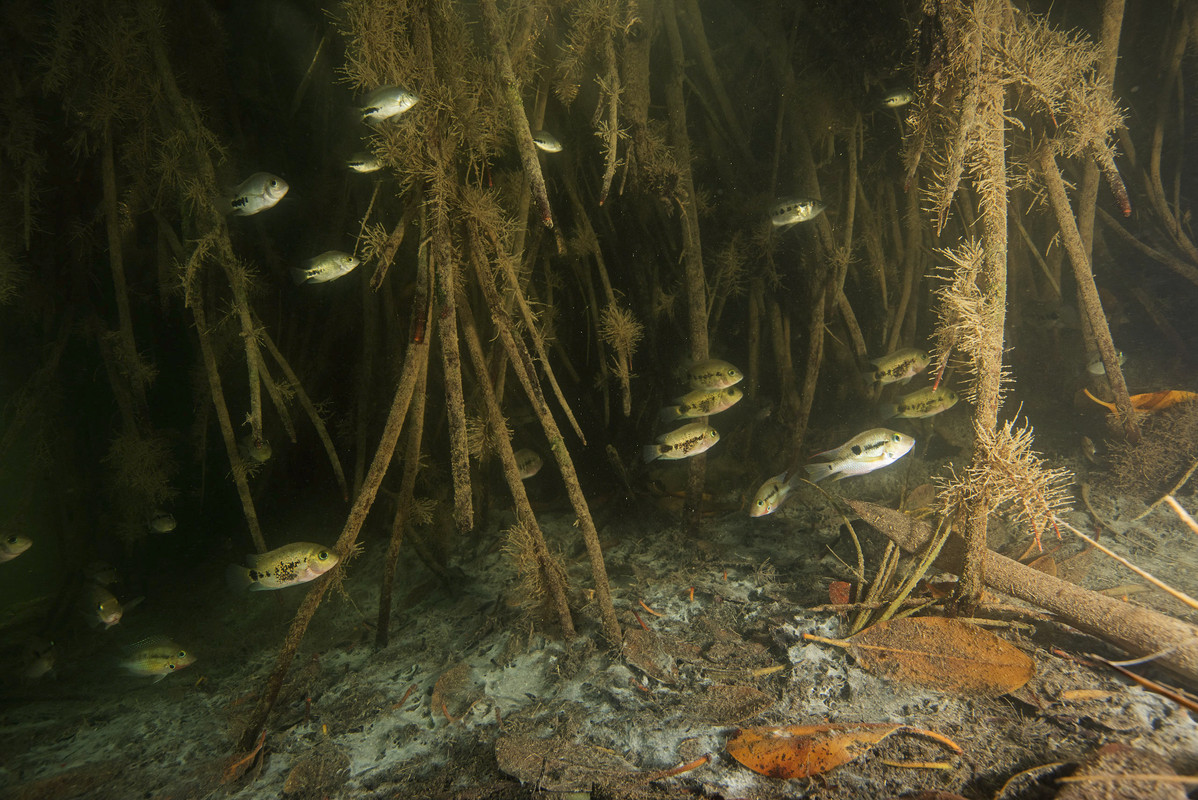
828,580,852,605
845,617,1034,695
1084,388,1198,413
1056,743,1188,800
1028,554,1058,577
726,723,960,779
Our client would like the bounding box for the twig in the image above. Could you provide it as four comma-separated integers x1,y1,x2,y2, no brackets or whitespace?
1055,517,1197,610
1133,459,1198,520
1165,495,1198,536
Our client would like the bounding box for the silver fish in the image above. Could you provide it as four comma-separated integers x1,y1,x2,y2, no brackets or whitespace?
514,448,543,479
225,172,289,216
346,151,383,173
866,348,930,385
805,428,915,483
531,130,563,153
770,197,825,228
291,251,361,285
881,386,959,419
750,471,802,518
643,422,720,463
0,533,32,563
881,88,914,108
361,86,419,123
22,638,55,680
1086,350,1125,375
686,359,744,390
226,542,339,591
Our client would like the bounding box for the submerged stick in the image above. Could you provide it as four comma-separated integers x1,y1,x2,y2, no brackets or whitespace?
469,223,621,644
237,333,430,753
478,0,553,228
848,500,1198,685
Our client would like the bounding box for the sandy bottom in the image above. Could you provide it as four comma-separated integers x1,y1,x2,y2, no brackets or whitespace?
1,432,1196,800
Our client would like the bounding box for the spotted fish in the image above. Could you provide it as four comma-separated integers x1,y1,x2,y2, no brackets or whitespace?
805,428,915,482
224,172,288,216
881,386,959,419
643,422,720,463
866,348,930,385
226,542,339,591
660,386,743,422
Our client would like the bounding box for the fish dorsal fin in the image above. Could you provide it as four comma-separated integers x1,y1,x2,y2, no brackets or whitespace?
124,635,176,652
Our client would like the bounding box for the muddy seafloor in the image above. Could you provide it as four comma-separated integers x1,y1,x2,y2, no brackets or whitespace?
1,405,1196,800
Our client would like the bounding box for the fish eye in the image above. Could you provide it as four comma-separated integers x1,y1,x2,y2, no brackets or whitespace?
318,551,329,560
269,179,278,187
168,664,176,670
96,603,104,611
178,651,187,658
5,535,16,544
892,434,901,441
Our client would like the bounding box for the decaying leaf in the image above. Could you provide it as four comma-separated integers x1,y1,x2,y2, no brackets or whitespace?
1084,388,1198,413
495,733,637,792
726,723,960,779
1028,554,1058,576
828,580,852,605
814,616,1034,696
1056,743,1187,800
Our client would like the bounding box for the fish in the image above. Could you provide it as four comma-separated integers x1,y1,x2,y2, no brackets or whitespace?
514,448,543,479
84,583,124,629
865,347,930,385
22,638,55,680
881,386,959,419
361,86,419,123
0,533,32,563
1080,435,1098,464
750,471,802,518
805,428,915,483
643,422,720,463
226,542,340,591
147,511,176,534
239,434,272,464
880,88,914,108
224,172,289,216
346,151,383,173
1086,350,1126,375
770,197,826,228
85,560,120,585
291,251,361,285
686,359,744,390
121,636,196,683
531,130,563,153
659,386,743,422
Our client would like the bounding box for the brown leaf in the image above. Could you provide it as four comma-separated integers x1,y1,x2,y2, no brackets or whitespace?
1056,743,1187,800
726,723,960,780
847,617,1034,696
1028,554,1058,577
828,580,852,605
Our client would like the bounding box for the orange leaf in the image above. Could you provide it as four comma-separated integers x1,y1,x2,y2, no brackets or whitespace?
846,617,1034,696
828,580,852,605
1084,387,1198,413
726,723,961,779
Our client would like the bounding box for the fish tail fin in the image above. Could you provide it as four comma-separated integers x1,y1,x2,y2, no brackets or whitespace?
658,405,683,423
290,268,309,285
642,445,663,463
225,564,255,591
805,463,834,483
861,370,878,384
879,403,898,420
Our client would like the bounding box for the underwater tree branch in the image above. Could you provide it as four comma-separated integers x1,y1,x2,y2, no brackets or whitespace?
257,321,349,503
192,294,266,554
849,500,1198,685
458,299,574,635
468,222,621,644
1038,145,1139,441
478,0,553,229
237,328,432,753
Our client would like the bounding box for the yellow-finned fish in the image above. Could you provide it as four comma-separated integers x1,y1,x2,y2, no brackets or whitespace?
514,448,543,479
0,533,32,563
881,386,959,419
361,86,419,123
866,348,930,385
346,151,383,173
122,636,196,683
291,251,360,285
84,583,124,629
806,428,915,482
686,359,744,390
750,471,802,518
224,172,288,216
770,197,826,228
531,131,563,153
226,542,339,591
643,422,720,463
880,88,914,108
660,386,743,422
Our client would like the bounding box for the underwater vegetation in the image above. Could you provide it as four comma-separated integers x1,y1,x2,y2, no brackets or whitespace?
0,0,1196,792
